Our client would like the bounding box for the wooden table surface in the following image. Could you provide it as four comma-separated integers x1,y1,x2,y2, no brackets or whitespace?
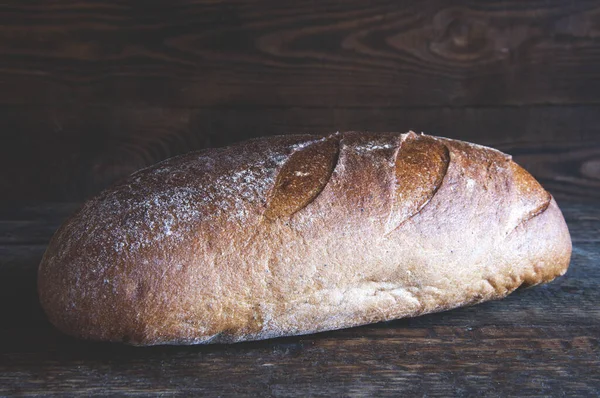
0,201,598,396
2,0,600,204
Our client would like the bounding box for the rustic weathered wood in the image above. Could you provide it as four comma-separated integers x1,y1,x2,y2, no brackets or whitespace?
3,105,600,202
499,140,600,203
0,202,598,396
0,1,599,107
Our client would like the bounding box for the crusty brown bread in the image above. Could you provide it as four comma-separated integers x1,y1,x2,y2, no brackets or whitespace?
38,132,572,345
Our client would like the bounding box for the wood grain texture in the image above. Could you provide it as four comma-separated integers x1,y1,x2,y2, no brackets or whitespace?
2,105,599,202
0,0,599,107
0,201,598,396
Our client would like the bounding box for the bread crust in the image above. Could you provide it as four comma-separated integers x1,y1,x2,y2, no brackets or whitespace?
37,132,572,345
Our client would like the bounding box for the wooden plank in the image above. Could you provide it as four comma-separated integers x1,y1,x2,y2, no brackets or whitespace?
497,140,600,203
0,200,597,395
0,203,81,245
0,245,47,329
2,105,599,201
0,1,600,107
0,324,598,396
560,203,600,243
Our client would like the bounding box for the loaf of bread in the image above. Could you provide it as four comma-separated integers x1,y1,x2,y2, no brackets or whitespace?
38,132,571,345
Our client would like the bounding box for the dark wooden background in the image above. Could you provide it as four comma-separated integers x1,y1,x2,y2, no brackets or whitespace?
1,0,599,396
1,0,599,202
